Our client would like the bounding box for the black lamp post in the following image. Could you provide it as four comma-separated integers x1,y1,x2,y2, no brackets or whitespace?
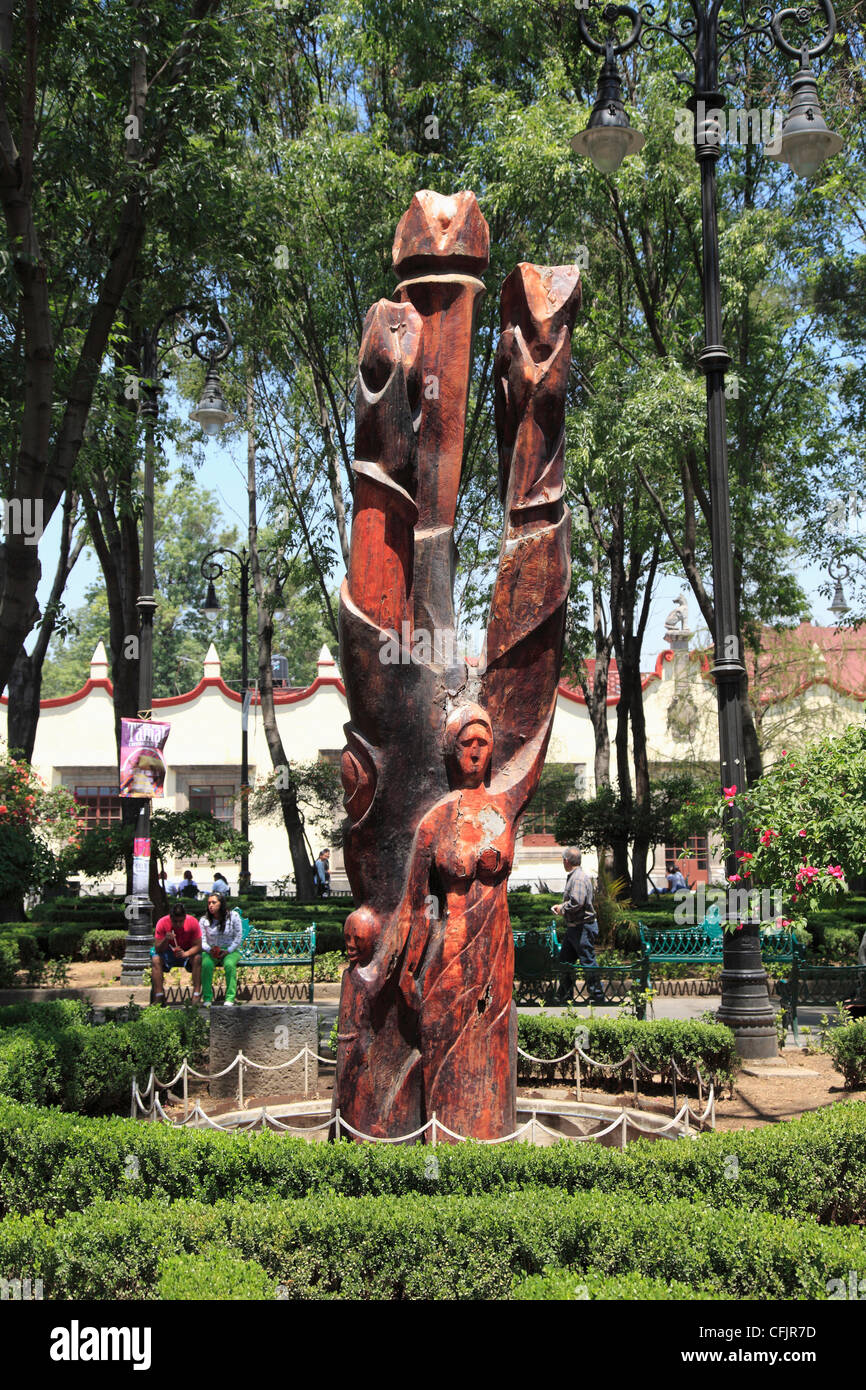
200,547,252,893
571,1,843,1057
120,309,235,984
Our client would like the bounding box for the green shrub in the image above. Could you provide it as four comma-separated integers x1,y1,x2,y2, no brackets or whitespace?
826,1020,866,1088
0,939,18,988
1,1188,864,1300
517,1014,739,1089
79,930,128,961
157,1250,276,1301
512,1268,717,1300
1,1097,865,1224
0,1003,207,1114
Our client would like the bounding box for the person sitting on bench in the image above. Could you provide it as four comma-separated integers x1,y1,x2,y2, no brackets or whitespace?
151,900,202,1005
200,892,244,1006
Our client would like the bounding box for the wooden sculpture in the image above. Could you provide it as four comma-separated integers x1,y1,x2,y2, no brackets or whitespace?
334,190,581,1141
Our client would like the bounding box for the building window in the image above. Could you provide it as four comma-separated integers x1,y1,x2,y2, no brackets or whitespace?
189,784,236,823
666,835,709,873
522,764,586,843
73,785,123,829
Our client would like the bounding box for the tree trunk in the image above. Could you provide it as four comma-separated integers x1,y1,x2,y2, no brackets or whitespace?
5,488,84,760
611,687,632,887
6,648,41,761
246,374,316,900
623,638,651,904
577,546,613,791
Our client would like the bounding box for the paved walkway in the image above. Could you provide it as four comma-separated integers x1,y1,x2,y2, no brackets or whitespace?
0,983,835,1049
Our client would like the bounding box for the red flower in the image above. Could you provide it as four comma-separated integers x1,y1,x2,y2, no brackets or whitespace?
759,829,778,846
723,785,737,800
735,851,754,860
827,865,844,880
797,829,807,837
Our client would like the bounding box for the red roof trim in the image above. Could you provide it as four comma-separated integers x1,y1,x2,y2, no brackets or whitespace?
0,677,114,709
1,673,346,711
557,648,672,707
151,674,347,708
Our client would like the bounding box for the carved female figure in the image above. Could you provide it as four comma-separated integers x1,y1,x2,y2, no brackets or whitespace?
392,703,521,1139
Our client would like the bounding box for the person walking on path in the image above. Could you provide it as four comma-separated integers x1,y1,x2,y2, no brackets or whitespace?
552,848,604,1003
313,849,331,898
200,893,244,1006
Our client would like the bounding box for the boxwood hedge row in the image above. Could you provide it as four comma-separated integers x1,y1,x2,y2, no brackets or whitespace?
512,1269,718,1300
1,1097,864,1224
0,1002,207,1114
1,1188,863,1300
517,1014,740,1089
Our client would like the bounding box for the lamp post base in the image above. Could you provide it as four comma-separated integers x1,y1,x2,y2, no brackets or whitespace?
120,935,153,988
716,966,780,1058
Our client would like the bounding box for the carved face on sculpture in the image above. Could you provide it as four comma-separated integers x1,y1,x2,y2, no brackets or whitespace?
455,723,493,788
444,704,493,790
344,906,379,966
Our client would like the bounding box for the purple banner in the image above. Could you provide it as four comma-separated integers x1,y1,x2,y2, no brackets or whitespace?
119,718,170,799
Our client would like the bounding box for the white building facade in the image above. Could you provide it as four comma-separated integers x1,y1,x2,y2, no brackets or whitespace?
3,623,863,894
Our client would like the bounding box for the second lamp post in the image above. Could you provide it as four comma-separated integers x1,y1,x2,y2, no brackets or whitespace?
570,0,844,1057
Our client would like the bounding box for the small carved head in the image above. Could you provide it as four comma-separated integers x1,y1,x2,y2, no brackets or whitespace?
444,703,493,790
344,906,379,967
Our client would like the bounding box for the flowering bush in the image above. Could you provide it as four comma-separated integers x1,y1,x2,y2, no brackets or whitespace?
0,752,81,919
717,724,866,932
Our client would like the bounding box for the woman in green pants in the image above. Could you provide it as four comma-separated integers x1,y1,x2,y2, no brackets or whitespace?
200,893,244,1005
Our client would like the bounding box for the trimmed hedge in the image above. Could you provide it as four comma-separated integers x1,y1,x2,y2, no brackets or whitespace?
1,1097,865,1224
517,1015,739,1089
0,1003,207,1114
512,1269,717,1300
826,1020,866,1089
1,1188,864,1299
157,1251,275,1301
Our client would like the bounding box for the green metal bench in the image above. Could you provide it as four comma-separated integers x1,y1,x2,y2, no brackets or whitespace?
158,917,317,1003
639,919,805,1034
512,922,647,1009
238,919,317,1002
783,961,866,1035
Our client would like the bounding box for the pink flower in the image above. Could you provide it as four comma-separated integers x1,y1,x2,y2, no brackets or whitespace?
735,922,744,932
736,851,754,860
723,785,737,803
797,830,807,837
728,874,742,883
781,750,787,756
759,829,778,846
827,865,844,880
776,918,793,928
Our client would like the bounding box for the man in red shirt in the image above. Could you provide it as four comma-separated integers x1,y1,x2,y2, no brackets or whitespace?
150,899,202,1004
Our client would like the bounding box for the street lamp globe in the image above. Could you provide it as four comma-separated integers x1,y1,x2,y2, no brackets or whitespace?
571,46,645,175
190,364,234,438
765,60,843,179
572,122,644,174
203,579,220,621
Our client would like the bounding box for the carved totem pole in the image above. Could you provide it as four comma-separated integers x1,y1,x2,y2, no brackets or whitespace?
335,190,580,1141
